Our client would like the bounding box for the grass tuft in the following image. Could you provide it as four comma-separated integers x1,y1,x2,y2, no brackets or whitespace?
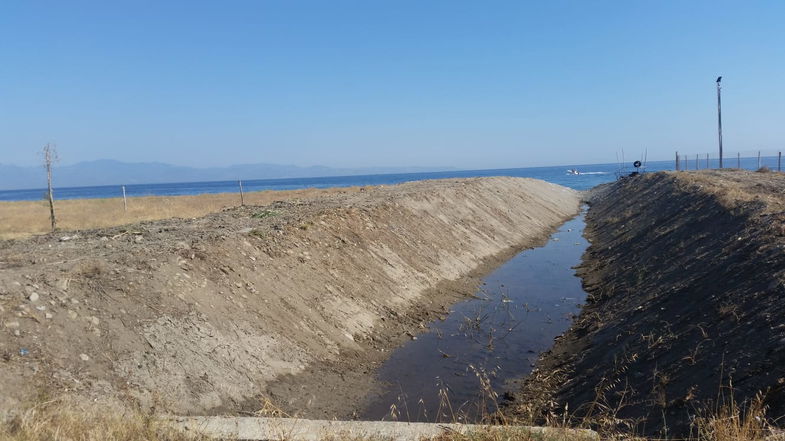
695,392,771,441
251,209,279,219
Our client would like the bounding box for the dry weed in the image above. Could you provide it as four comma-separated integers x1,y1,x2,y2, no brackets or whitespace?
0,400,213,441
694,391,772,441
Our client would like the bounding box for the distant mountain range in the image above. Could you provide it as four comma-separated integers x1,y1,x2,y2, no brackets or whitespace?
0,160,454,191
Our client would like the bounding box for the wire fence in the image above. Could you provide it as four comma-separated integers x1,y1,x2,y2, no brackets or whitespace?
674,149,783,172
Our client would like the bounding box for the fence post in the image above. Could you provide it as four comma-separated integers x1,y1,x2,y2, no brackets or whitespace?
758,151,761,169
706,153,709,169
737,152,740,169
696,154,699,170
238,180,245,206
675,151,680,171
122,185,127,212
779,152,782,172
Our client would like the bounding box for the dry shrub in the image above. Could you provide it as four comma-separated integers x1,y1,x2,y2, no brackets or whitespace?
694,392,771,441
756,166,771,173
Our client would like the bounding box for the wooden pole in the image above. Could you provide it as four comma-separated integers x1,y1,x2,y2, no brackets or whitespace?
122,186,128,212
675,151,680,171
238,180,245,206
43,144,57,232
717,76,723,168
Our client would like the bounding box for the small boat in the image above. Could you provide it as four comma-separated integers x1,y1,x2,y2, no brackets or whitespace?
566,169,580,175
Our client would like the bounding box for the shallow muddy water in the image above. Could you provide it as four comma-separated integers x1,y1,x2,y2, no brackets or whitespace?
360,213,590,422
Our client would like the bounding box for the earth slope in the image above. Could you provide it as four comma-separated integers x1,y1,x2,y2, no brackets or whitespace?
511,170,785,437
0,177,579,418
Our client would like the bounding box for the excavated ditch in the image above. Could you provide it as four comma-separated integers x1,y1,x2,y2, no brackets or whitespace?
0,177,581,418
509,170,785,438
360,212,590,422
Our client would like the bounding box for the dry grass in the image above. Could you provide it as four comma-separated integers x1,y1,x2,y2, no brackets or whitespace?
0,401,585,441
0,400,214,441
426,427,598,441
0,187,359,239
0,396,778,441
693,392,772,441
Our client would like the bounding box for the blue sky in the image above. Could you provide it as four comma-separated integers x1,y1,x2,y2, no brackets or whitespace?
1,1,784,169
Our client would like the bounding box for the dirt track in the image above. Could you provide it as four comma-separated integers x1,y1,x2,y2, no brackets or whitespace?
508,170,785,437
0,177,579,418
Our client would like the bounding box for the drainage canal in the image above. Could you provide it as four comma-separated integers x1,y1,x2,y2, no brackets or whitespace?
360,212,590,422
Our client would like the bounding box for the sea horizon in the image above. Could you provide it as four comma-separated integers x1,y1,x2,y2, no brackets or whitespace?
1,156,782,202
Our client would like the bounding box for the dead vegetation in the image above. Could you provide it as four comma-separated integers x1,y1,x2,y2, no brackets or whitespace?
0,391,777,441
0,399,213,441
0,186,360,239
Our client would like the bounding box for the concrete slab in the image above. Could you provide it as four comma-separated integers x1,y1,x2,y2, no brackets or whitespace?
170,416,599,441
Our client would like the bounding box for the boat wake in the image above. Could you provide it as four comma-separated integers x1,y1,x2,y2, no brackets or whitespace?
565,170,610,175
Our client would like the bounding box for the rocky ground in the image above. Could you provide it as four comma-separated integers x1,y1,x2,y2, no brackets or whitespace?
0,177,580,419
507,170,785,438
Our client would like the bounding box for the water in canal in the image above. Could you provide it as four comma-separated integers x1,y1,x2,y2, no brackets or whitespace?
360,212,590,422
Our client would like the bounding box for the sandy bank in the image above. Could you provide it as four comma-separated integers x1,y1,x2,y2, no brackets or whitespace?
0,177,579,418
509,170,785,437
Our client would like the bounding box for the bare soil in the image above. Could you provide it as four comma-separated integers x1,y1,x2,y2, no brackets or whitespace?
507,170,785,437
0,177,579,419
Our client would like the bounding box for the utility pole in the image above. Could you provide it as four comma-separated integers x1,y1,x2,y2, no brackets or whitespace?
717,76,723,168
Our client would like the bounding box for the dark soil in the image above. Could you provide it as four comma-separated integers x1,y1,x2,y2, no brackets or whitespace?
507,170,785,438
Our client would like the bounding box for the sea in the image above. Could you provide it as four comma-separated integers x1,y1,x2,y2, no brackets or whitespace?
1,156,780,202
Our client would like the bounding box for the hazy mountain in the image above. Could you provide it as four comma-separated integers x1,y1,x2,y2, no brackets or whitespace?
0,160,453,191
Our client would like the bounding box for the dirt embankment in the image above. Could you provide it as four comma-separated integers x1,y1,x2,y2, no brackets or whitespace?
509,170,785,437
0,177,579,418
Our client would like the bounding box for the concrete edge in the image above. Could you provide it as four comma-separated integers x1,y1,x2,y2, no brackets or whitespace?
169,416,599,441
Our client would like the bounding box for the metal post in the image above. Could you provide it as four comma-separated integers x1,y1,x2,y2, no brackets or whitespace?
676,151,680,171
758,151,761,169
779,152,782,172
706,153,709,169
717,76,723,168
238,180,245,206
737,152,740,169
122,185,127,212
696,154,699,170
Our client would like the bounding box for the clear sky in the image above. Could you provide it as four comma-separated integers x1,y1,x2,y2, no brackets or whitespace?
1,1,784,169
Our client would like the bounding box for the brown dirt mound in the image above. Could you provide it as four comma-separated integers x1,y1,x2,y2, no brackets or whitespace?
508,170,785,437
0,177,580,419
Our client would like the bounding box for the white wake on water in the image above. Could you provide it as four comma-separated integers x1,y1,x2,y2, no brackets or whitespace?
565,171,610,175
